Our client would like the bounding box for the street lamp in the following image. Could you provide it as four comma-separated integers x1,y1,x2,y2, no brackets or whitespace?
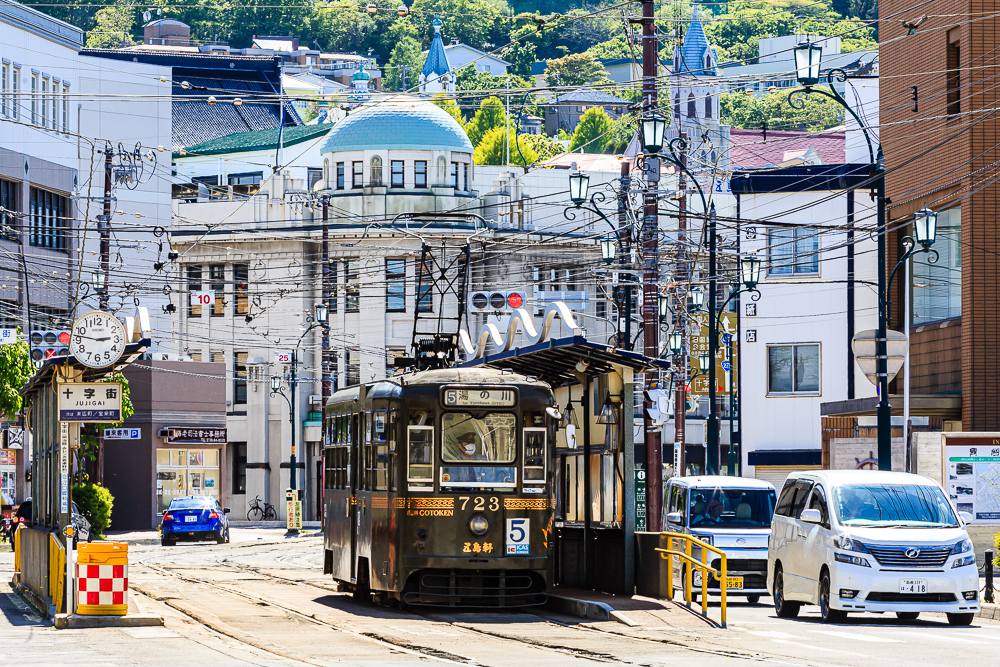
600,233,618,265
690,286,705,310
913,207,938,249
794,41,823,87
740,255,762,290
658,291,671,321
668,330,683,355
698,353,711,374
314,302,328,324
640,111,667,154
270,375,282,393
569,170,590,206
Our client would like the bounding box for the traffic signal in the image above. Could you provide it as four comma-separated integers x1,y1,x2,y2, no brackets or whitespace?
468,290,527,313
30,329,70,362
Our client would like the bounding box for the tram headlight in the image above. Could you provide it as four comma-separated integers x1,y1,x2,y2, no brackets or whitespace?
468,514,489,536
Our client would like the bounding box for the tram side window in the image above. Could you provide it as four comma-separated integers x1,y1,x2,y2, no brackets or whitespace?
374,410,388,491
363,413,376,490
387,409,398,491
324,447,349,489
523,428,546,484
407,425,434,489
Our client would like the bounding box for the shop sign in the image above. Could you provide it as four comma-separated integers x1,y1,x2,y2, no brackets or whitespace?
2,426,23,449
0,328,16,345
163,426,227,444
0,450,16,465
634,465,647,531
943,436,1000,523
58,382,123,422
104,427,141,440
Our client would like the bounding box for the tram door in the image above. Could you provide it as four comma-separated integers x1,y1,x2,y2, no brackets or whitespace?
350,413,359,581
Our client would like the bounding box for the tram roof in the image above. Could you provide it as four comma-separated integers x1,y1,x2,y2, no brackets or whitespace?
326,367,545,408
459,335,669,388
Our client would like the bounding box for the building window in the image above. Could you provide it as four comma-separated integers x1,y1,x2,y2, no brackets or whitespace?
912,206,961,324
0,178,18,241
186,265,203,317
231,442,247,494
390,160,404,187
40,75,49,128
947,29,961,117
209,264,225,317
414,160,427,188
386,259,406,312
210,350,224,364
29,187,68,251
234,351,248,404
767,226,818,275
1,62,8,118
345,349,360,387
307,167,323,191
416,258,433,313
11,65,19,120
687,93,696,119
62,82,69,131
462,163,469,191
233,263,249,316
370,156,383,186
336,161,345,189
704,94,712,118
767,344,820,394
228,172,262,186
437,155,447,183
450,162,459,189
352,161,363,188
344,260,359,312
30,71,37,124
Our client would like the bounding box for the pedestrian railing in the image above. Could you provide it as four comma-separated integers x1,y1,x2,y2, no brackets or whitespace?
655,531,729,628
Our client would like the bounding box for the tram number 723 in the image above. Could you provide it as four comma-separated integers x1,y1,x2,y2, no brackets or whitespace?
459,496,500,512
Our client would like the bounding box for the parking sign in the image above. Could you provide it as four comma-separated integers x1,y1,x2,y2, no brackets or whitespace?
506,518,530,555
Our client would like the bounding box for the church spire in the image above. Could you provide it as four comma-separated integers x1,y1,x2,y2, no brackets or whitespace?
419,17,455,96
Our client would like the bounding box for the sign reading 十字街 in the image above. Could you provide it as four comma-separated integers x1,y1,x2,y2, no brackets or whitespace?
58,382,123,422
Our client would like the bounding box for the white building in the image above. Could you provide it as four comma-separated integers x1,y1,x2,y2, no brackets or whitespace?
419,18,455,96
439,42,510,76
169,97,610,520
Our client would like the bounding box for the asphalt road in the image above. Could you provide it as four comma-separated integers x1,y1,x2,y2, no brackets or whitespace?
2,528,998,666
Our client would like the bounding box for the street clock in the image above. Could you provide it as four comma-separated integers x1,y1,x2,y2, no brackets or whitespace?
69,310,127,369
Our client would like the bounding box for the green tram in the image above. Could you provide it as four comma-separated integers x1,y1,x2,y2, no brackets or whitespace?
322,367,558,607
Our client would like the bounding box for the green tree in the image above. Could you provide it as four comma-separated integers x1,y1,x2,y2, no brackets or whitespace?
455,67,531,95
79,373,135,464
720,89,844,131
465,96,509,147
385,35,424,91
545,52,609,88
519,133,563,161
603,112,637,155
585,35,631,61
72,481,114,537
473,126,538,166
86,1,137,49
410,0,511,51
569,106,612,153
0,333,33,420
432,94,466,128
306,0,379,54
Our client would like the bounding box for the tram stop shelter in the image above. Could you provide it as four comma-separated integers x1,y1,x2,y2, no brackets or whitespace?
463,335,670,595
14,337,148,617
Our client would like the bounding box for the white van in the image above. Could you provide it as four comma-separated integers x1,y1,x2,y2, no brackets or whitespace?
768,470,979,625
663,476,777,603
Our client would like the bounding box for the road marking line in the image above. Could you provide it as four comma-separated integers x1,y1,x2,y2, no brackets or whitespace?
891,630,989,645
814,629,903,643
771,639,867,658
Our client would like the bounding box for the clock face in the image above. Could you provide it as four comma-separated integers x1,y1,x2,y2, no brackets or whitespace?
70,311,127,369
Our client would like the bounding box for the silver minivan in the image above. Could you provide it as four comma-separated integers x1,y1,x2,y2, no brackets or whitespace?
663,475,777,603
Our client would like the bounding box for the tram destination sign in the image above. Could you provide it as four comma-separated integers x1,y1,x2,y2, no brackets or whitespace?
443,387,517,408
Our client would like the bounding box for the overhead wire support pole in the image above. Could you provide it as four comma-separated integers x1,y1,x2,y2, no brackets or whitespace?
99,143,113,311
707,203,719,475
640,0,662,531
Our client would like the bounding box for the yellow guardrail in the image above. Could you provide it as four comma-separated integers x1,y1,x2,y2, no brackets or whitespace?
655,531,729,628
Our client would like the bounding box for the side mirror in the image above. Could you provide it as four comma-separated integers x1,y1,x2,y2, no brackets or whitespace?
958,511,973,524
799,508,822,524
666,511,683,525
223,508,231,514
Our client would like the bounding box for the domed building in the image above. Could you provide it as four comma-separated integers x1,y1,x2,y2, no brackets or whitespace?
320,96,475,216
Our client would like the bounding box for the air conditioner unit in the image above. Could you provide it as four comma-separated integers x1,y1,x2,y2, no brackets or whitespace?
308,394,323,406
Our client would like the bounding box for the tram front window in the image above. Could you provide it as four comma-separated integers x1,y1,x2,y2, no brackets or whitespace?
441,412,516,489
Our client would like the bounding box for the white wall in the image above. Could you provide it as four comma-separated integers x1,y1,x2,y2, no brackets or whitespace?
444,44,508,75
844,76,880,165
738,189,878,470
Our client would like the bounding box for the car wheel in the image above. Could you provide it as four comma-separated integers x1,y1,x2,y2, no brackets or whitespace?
819,571,847,623
947,613,974,626
225,528,231,544
896,612,919,621
772,566,800,619
747,595,761,605
160,537,173,547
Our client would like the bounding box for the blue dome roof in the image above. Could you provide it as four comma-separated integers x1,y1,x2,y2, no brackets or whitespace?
321,98,473,153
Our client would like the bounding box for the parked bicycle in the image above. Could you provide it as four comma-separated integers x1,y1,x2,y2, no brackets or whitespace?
247,495,277,522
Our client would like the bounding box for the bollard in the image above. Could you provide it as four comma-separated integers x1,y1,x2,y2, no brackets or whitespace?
986,549,995,604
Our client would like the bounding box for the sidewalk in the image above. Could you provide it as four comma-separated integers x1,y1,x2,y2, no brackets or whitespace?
549,587,721,628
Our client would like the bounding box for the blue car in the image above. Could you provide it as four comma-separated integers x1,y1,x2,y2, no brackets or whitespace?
160,496,230,546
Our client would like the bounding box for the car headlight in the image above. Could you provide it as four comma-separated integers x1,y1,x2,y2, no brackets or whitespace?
468,514,489,536
952,538,973,555
952,554,976,568
834,552,871,567
833,535,867,552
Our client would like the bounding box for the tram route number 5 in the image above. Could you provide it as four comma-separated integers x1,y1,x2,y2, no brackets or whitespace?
506,518,530,555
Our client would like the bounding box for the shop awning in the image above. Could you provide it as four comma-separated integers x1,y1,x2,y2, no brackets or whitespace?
460,335,669,387
820,394,961,419
747,448,822,466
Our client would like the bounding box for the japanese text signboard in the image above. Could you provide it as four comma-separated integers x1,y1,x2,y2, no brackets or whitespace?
58,383,123,422
943,435,1000,523
689,312,738,396
163,426,227,444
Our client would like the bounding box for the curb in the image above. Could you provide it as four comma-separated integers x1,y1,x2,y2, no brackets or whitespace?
977,602,999,621
54,613,164,629
546,594,616,622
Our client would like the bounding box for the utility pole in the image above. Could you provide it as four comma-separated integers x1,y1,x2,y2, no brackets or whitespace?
617,161,633,349
99,144,113,311
640,0,662,531
707,204,720,474
673,136,688,481
321,196,332,400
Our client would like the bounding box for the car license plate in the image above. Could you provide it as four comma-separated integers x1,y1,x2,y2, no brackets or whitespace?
725,576,744,590
899,579,927,594
184,515,198,523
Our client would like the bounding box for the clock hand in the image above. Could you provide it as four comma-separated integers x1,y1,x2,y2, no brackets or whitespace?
76,335,112,342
